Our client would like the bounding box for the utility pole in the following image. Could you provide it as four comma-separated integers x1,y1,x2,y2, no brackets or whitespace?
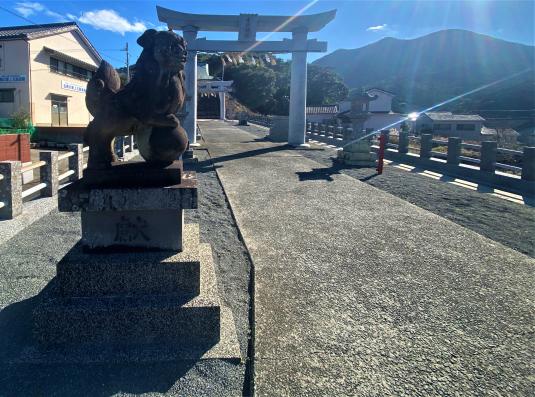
125,42,130,82
221,54,225,81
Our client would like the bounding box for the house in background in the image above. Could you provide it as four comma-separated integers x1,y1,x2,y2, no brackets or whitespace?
414,112,486,140
365,88,395,113
311,88,405,133
0,22,101,143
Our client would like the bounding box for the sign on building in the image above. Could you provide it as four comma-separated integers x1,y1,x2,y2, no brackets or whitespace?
61,80,86,93
0,74,25,82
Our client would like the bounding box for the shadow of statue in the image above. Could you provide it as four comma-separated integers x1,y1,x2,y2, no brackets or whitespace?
0,275,223,396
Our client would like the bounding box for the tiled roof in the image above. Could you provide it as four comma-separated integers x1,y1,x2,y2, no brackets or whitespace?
0,22,77,40
366,88,395,97
306,105,339,114
0,22,102,64
425,111,485,121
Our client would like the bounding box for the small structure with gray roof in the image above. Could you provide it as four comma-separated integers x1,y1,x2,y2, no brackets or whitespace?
414,111,486,140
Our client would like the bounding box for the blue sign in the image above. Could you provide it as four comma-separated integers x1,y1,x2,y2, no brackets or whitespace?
0,74,25,82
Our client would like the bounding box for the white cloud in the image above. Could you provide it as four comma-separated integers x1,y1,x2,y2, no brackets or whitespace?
66,13,77,21
78,9,146,35
367,24,388,32
14,2,67,21
14,2,44,17
45,9,66,20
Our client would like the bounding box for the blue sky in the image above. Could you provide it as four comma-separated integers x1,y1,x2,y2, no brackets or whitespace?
1,0,533,67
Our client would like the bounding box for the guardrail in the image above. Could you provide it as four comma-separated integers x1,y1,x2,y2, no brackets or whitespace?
0,135,136,220
304,122,535,196
247,115,273,128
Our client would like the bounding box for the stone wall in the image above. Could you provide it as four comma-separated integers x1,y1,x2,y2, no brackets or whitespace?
0,133,31,162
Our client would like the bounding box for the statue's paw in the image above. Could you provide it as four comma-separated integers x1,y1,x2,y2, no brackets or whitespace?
165,114,179,127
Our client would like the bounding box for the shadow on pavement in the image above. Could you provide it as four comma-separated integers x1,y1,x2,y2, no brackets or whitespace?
296,157,379,183
0,279,208,397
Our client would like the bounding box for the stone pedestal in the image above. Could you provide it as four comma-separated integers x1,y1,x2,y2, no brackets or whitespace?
337,140,376,167
269,115,290,142
33,160,240,362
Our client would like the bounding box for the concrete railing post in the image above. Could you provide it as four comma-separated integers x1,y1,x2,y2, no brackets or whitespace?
398,131,409,154
115,136,125,159
447,137,462,165
127,135,135,152
0,161,23,219
68,144,83,181
343,128,353,143
420,134,432,159
327,125,333,138
480,141,498,173
39,151,58,197
521,147,535,182
336,127,343,139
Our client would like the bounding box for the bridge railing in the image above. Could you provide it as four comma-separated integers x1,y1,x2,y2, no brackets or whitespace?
304,122,534,195
0,135,136,220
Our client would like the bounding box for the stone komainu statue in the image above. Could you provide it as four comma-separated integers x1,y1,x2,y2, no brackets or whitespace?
85,29,189,169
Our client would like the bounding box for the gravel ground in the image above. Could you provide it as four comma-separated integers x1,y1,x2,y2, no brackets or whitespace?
0,150,252,396
237,123,535,258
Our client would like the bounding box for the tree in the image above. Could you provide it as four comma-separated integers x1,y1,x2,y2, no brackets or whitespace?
306,65,348,106
225,64,277,113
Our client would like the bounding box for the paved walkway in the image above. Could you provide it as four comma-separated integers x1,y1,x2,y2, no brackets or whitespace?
201,120,535,396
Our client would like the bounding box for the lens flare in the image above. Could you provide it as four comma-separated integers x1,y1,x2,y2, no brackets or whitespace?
342,67,533,149
238,0,320,57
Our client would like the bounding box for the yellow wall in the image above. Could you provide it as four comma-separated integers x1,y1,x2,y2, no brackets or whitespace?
0,39,30,118
29,30,100,127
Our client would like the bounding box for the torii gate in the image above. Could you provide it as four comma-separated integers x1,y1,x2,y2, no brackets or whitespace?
157,5,336,147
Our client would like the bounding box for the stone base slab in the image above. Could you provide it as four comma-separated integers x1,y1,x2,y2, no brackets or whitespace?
58,172,197,213
81,209,184,251
83,160,183,188
58,224,201,297
33,236,238,356
34,294,220,348
20,306,240,364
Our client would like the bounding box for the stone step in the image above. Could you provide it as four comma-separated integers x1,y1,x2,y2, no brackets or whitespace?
57,224,201,297
34,240,223,349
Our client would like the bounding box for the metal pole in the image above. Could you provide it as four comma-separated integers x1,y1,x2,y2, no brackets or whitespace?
125,42,130,82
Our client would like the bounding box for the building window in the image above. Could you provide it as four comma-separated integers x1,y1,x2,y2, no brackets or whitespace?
0,89,15,103
457,124,476,131
433,124,452,131
50,57,94,81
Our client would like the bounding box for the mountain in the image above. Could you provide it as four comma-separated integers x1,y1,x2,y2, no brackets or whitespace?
313,29,535,115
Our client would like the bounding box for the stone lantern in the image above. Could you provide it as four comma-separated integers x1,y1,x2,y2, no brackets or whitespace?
337,90,378,166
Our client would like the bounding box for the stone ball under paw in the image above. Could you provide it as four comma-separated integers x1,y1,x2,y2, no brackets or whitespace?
136,125,189,165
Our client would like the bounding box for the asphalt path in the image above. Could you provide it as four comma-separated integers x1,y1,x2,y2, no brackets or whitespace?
202,119,535,396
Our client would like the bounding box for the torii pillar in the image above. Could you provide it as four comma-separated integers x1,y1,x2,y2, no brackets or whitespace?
289,27,309,147
183,26,199,146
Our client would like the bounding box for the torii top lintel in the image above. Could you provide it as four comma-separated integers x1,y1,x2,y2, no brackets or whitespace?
156,6,336,34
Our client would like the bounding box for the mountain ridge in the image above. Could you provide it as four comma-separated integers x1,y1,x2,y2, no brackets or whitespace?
313,29,534,115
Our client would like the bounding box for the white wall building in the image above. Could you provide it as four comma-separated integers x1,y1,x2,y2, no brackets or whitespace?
0,22,101,142
365,88,395,113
